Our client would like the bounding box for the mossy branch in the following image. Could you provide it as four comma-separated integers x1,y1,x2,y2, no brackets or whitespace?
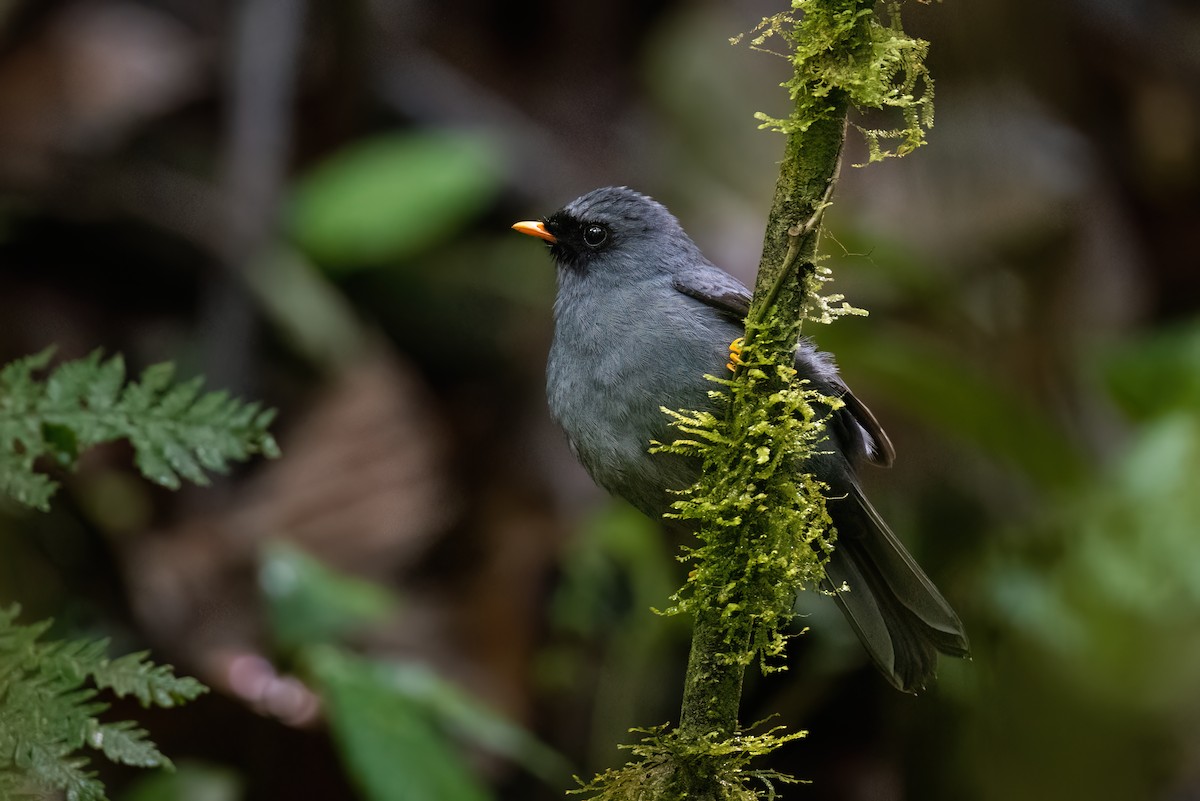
576,1,935,799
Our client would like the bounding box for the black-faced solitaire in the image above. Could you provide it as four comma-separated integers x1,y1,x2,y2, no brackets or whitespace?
513,186,969,693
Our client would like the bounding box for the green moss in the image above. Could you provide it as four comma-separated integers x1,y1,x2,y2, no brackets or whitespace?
572,723,807,801
650,271,841,672
734,0,935,162
573,2,938,797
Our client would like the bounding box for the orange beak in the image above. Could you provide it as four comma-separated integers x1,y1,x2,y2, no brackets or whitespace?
511,220,557,243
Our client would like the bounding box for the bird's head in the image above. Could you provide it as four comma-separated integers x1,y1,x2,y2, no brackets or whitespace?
512,186,700,276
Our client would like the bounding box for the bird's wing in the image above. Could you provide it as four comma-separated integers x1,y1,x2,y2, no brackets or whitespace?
838,386,895,467
674,266,894,467
671,269,751,323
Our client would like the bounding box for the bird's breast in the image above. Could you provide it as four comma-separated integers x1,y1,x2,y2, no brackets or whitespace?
546,281,737,517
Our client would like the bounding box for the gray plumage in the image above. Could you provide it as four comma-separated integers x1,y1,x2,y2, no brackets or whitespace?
523,186,969,693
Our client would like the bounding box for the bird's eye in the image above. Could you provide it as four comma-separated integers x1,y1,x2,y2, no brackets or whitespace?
582,225,608,248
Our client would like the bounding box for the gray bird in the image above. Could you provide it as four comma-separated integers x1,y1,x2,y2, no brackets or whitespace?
513,186,968,692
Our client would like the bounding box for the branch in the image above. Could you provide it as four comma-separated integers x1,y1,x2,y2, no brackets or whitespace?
576,2,936,798
673,0,872,750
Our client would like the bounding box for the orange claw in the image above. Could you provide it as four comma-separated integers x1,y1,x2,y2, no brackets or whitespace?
727,337,746,372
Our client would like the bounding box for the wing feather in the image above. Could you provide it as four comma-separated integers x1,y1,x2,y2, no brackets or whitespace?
672,267,893,467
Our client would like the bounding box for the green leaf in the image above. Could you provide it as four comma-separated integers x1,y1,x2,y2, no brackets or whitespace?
308,647,493,801
85,352,125,411
87,720,171,770
92,652,208,708
0,607,207,801
382,661,572,786
40,422,79,467
119,761,243,801
0,350,279,508
0,462,56,511
262,552,570,787
136,362,175,396
1102,319,1200,420
260,543,398,652
288,131,501,269
821,323,1085,488
131,439,180,491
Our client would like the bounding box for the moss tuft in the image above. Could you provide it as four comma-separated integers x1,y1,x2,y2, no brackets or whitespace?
734,0,936,162
650,268,840,672
572,722,808,801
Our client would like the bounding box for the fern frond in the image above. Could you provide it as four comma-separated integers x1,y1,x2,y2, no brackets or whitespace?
93,650,207,708
87,720,171,770
0,348,280,509
0,606,208,800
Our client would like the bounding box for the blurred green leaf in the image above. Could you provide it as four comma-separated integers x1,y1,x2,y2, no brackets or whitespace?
307,647,492,801
985,409,1200,713
821,323,1085,487
552,502,676,637
119,761,243,801
288,131,501,269
548,501,685,768
260,543,398,652
1102,319,1200,420
260,544,568,790
968,321,1200,800
39,422,78,467
375,660,571,786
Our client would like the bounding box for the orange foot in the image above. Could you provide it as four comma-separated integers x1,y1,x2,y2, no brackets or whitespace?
726,337,746,372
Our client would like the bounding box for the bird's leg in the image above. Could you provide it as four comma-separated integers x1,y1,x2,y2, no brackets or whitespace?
726,337,746,372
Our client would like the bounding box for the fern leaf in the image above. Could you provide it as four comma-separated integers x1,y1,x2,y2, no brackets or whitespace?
0,349,279,508
9,742,106,801
92,651,208,708
36,635,112,686
87,720,171,770
0,461,57,512
0,607,207,800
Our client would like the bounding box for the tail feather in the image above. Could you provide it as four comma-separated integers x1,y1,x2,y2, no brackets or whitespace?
822,485,969,693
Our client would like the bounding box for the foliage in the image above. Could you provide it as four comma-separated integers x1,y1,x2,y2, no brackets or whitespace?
118,761,244,801
308,647,492,801
260,542,398,653
287,131,501,269
733,0,935,162
258,543,572,801
0,606,207,801
0,347,280,511
0,346,278,799
988,321,1200,708
571,722,807,800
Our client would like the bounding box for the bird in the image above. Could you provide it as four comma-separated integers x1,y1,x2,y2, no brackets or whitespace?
512,186,968,693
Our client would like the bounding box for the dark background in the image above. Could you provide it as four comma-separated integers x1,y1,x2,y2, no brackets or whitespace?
1,0,1199,799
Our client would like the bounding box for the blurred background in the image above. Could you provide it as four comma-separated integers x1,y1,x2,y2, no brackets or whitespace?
0,0,1198,799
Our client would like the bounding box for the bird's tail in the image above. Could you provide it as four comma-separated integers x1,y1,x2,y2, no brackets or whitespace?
822,485,970,693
